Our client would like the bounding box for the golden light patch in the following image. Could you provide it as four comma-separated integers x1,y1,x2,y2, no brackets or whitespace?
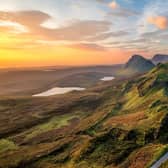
148,16,168,29
109,0,119,9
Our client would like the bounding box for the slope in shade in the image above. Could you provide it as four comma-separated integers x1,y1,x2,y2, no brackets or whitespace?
152,54,168,65
125,55,155,73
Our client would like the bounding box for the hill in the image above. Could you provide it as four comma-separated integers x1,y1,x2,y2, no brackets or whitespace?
152,54,168,65
125,55,155,73
0,63,168,168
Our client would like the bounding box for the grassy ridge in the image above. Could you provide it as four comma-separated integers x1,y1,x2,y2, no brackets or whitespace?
0,63,168,168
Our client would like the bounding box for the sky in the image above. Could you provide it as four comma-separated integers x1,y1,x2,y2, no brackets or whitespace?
0,0,168,67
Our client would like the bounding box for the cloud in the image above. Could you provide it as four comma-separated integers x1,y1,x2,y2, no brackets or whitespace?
109,1,119,9
87,31,129,41
37,20,111,41
0,21,27,33
147,16,168,29
141,30,166,38
95,0,106,3
0,39,43,50
0,10,112,42
138,0,168,34
0,25,12,32
67,43,107,51
0,10,51,27
108,8,139,17
107,0,139,18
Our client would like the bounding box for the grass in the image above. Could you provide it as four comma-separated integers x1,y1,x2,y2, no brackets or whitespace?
120,144,165,168
123,86,144,110
1,63,168,168
0,139,18,153
123,85,165,113
147,144,168,168
160,160,168,168
25,113,80,140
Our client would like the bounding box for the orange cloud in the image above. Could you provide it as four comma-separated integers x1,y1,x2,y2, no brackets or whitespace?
147,16,168,29
0,10,112,42
0,11,50,27
108,1,139,18
109,1,119,9
67,43,106,51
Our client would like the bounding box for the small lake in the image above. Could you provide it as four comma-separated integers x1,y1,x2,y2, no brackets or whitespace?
33,76,115,97
33,87,85,97
100,76,115,81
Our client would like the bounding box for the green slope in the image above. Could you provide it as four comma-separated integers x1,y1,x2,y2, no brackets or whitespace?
0,63,168,168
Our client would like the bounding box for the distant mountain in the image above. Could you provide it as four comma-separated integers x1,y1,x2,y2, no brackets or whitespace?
125,55,155,73
152,54,168,64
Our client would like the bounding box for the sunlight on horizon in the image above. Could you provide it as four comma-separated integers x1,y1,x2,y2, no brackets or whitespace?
0,0,168,67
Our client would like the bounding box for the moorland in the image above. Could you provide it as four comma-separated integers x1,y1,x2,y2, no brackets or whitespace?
0,54,168,168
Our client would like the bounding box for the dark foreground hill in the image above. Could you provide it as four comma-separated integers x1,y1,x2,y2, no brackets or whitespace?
0,63,168,168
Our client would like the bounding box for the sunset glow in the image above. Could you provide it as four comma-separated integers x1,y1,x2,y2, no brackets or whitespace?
0,0,168,67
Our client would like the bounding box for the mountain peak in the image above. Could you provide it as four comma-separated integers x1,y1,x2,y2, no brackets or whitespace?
152,54,168,64
125,55,155,73
130,55,146,61
132,54,144,58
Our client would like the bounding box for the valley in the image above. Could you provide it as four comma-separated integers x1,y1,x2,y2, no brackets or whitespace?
0,58,168,168
0,54,160,97
1,0,168,167
0,65,121,96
